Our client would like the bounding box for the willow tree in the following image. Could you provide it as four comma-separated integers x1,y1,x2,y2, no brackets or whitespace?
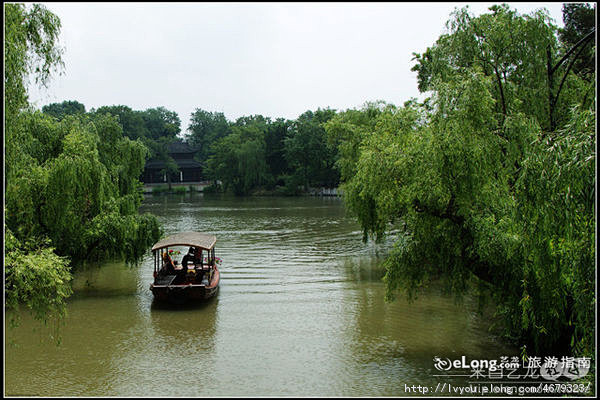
5,3,162,326
4,3,70,326
329,4,595,357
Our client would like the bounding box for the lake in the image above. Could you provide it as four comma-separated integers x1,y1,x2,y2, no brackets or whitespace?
4,194,515,396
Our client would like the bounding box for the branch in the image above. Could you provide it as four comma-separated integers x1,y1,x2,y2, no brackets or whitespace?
413,196,499,287
547,28,596,131
413,195,464,226
551,29,596,74
554,39,592,111
493,65,508,118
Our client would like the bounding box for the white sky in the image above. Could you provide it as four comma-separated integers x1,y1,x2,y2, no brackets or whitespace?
28,2,566,134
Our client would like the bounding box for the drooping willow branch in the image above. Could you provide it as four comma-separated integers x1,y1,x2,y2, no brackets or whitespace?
547,28,596,131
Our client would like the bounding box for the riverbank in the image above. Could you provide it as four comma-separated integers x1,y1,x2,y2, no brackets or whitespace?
143,182,342,197
142,182,211,194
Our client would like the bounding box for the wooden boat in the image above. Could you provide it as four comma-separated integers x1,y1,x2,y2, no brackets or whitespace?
150,232,220,303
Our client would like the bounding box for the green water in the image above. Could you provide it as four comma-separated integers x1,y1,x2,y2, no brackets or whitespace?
5,194,515,396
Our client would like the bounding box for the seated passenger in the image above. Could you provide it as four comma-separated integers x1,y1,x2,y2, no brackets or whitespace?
194,247,203,266
162,252,176,275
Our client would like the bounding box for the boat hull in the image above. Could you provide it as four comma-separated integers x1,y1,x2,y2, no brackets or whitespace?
151,266,220,303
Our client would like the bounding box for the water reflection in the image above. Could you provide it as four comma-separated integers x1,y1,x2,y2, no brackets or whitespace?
71,260,139,297
107,299,221,396
5,294,143,396
149,296,219,346
337,256,515,396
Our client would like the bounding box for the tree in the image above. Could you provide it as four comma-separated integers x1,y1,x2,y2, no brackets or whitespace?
334,4,595,357
5,112,161,263
410,4,592,132
545,3,596,130
5,229,73,330
93,105,148,140
4,3,162,328
4,3,69,326
207,116,268,195
136,107,183,183
558,3,596,79
284,108,337,191
141,106,181,140
4,3,63,132
265,118,292,187
42,100,85,120
204,110,341,195
515,106,595,356
325,101,396,184
153,136,180,191
185,108,231,175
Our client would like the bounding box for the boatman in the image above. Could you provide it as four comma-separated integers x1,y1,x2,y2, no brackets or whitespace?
182,247,205,283
181,247,196,269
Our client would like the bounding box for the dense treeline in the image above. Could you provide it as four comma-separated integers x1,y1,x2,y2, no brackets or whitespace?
39,102,342,196
4,4,162,326
42,101,206,190
189,108,339,195
323,3,595,366
42,101,183,176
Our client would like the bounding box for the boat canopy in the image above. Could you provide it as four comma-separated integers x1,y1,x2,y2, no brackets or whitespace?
151,232,217,252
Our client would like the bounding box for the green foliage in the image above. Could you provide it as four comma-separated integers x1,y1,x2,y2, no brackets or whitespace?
145,136,179,189
141,106,181,140
90,104,186,190
172,186,188,194
42,100,85,120
325,100,400,184
83,208,162,263
5,228,72,327
93,105,148,140
265,118,292,185
558,3,596,79
92,105,183,159
412,4,558,131
186,108,231,174
200,109,341,195
4,3,64,130
277,173,304,196
201,183,221,194
284,108,338,190
6,111,162,263
4,4,71,329
332,4,596,359
4,3,163,328
152,185,170,194
515,106,595,355
207,117,269,195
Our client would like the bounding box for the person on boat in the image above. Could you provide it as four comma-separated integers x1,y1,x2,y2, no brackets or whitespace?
162,252,177,275
181,247,197,269
194,247,203,265
194,247,206,283
180,247,202,282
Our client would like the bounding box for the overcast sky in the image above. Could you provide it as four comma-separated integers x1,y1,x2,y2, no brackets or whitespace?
29,2,566,134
